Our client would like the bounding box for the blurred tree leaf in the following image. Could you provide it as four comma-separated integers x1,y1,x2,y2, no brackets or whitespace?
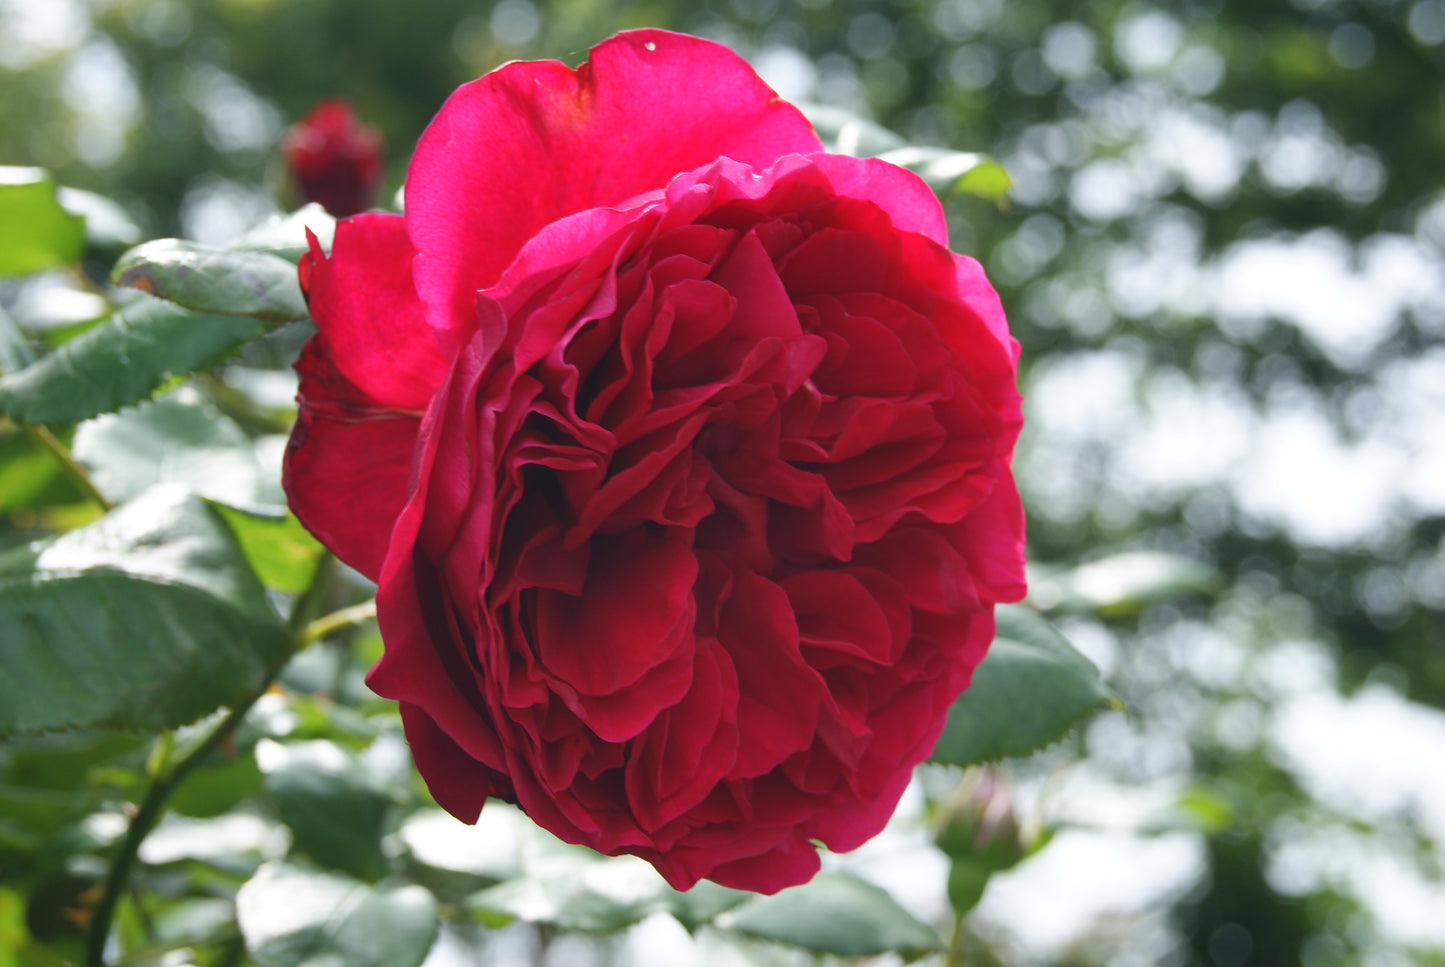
259,740,392,882
212,505,325,594
0,487,288,737
952,160,1013,201
721,872,942,957
112,240,309,323
72,391,279,509
0,293,268,425
799,103,907,156
930,604,1111,767
1029,551,1225,616
877,147,1010,199
236,861,437,967
0,169,84,277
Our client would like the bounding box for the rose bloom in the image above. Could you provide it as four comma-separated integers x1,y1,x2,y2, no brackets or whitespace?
284,29,1025,893
282,99,384,218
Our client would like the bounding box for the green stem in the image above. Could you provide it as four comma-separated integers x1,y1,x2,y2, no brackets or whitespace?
22,423,113,511
83,671,277,967
298,598,376,647
945,912,967,967
83,561,352,966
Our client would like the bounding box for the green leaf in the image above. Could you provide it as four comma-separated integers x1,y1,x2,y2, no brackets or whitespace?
56,188,143,255
260,740,393,882
71,391,281,509
0,304,36,375
138,812,281,867
0,169,85,277
112,240,309,322
468,870,647,933
231,205,336,262
0,293,269,425
930,605,1111,767
798,104,906,156
652,880,751,932
876,146,1004,196
0,486,289,737
721,872,942,957
952,160,1013,201
237,862,438,967
0,431,81,514
212,505,325,594
1028,551,1224,616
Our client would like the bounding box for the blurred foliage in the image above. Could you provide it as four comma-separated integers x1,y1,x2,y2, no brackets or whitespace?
2,0,1444,965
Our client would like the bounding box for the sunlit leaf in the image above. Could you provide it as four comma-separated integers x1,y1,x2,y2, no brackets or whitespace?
237,861,437,967
952,160,1012,200
930,604,1111,767
231,205,336,262
721,872,942,957
72,391,280,508
876,146,1003,196
0,292,268,425
56,188,143,255
0,486,288,738
112,239,309,322
799,103,907,156
1029,551,1224,616
212,504,325,594
0,168,85,277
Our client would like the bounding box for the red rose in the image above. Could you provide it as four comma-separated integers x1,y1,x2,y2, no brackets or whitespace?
281,99,384,218
283,29,1025,894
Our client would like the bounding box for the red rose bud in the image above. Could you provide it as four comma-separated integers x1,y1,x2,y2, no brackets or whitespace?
283,29,1026,895
282,99,383,217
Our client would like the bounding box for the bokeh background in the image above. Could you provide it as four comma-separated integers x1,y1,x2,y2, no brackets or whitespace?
4,0,1445,965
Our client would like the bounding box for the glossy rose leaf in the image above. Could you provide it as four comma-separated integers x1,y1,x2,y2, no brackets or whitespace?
720,872,942,957
237,861,438,967
0,168,85,277
231,204,337,262
112,239,310,322
465,855,657,933
259,740,393,882
930,604,1112,768
0,486,288,738
0,293,267,425
0,303,36,374
72,392,281,509
211,504,325,594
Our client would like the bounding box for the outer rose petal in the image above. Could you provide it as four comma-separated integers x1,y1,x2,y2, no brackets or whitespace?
405,28,823,345
283,338,422,581
303,214,449,409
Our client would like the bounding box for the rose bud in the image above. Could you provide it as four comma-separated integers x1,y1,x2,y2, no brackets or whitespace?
281,99,383,217
283,28,1026,895
934,769,1028,913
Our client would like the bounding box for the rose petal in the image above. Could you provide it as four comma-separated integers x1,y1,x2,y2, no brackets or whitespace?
398,702,493,823
283,339,421,580
302,215,450,410
406,29,821,343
